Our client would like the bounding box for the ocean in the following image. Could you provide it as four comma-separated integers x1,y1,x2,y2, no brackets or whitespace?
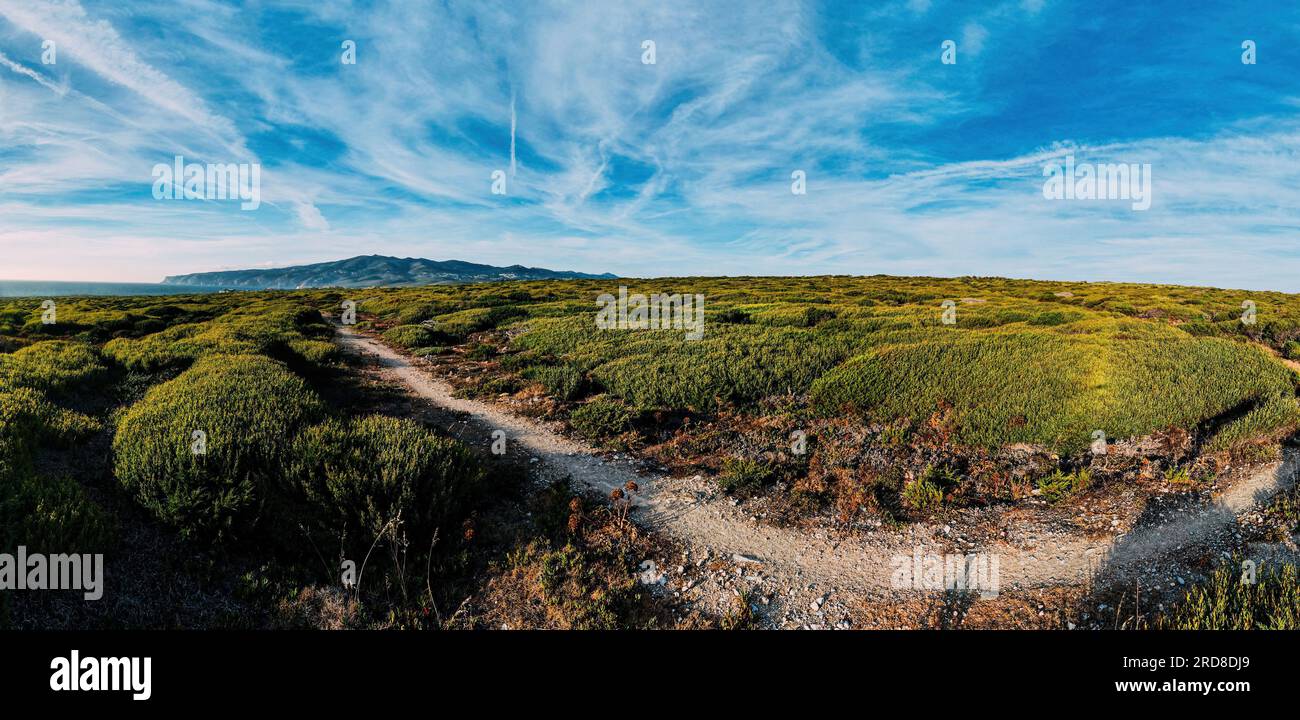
0,280,230,298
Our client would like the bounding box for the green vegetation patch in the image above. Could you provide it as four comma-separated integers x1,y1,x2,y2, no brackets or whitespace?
381,324,439,349
0,341,107,396
1157,561,1300,629
1206,392,1300,453
103,301,330,371
290,416,484,550
112,354,326,541
569,395,636,440
811,327,1295,451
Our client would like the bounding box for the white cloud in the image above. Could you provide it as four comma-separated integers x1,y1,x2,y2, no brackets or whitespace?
0,0,248,155
294,202,330,231
961,22,989,57
0,0,1296,293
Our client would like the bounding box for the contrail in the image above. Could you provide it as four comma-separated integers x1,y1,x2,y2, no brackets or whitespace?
509,89,517,178
0,50,67,95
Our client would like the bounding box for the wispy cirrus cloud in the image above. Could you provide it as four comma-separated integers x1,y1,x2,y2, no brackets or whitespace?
0,0,1298,289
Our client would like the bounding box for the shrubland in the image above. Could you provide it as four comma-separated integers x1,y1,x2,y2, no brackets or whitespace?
344,274,1300,526
0,291,486,628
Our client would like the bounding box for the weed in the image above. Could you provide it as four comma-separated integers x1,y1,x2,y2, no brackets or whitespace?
569,395,635,440
718,457,775,495
903,465,957,513
1037,468,1092,502
1155,561,1300,629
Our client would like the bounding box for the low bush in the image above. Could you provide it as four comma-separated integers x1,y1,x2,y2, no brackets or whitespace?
0,388,100,474
810,330,1295,451
527,364,584,400
1163,466,1195,485
902,465,957,513
0,388,110,556
102,302,325,371
0,468,113,554
1206,392,1300,453
431,306,525,339
0,341,106,396
569,395,635,439
1028,310,1082,326
289,416,484,550
112,354,325,541
287,338,340,366
382,324,439,349
718,457,775,495
1036,468,1091,502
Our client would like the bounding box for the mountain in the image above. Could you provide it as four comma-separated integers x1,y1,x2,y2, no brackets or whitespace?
161,255,618,289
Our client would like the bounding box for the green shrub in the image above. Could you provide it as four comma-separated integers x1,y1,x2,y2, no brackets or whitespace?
753,305,836,327
287,338,340,366
431,306,525,339
1206,392,1300,452
112,354,325,541
714,308,752,324
1028,310,1081,326
810,330,1295,451
718,457,775,495
102,302,325,371
382,324,439,349
535,543,628,630
103,323,236,370
902,465,956,512
527,364,584,400
0,387,110,555
393,303,448,325
902,475,942,512
1157,561,1300,629
0,468,113,554
289,416,484,547
1036,468,1091,502
569,395,635,439
0,341,106,395
477,376,521,395
0,388,100,474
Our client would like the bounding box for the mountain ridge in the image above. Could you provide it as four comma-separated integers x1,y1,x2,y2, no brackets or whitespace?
161,254,618,289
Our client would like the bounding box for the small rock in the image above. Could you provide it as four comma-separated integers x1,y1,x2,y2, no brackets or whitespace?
637,561,665,586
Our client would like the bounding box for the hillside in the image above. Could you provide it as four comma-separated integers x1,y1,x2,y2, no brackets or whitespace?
160,254,617,289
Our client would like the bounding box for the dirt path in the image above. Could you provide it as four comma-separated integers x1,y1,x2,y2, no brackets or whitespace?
336,325,1298,600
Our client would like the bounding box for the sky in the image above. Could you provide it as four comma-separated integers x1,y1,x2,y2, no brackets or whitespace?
0,0,1299,289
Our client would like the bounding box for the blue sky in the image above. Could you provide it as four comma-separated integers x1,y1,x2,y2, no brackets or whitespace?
1,0,1299,288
